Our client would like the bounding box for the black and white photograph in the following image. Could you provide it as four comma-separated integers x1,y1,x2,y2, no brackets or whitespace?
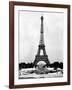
18,11,64,79
9,1,70,88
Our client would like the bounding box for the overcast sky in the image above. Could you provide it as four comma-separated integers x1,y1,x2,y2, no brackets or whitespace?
18,10,64,63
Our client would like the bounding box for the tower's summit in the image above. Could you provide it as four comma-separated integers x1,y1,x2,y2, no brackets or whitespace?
41,16,43,20
40,16,43,33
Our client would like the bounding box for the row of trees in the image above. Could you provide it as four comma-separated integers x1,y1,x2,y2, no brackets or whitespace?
49,62,63,70
19,62,34,70
19,62,63,70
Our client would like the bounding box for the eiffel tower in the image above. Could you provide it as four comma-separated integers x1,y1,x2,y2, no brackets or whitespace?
34,16,50,67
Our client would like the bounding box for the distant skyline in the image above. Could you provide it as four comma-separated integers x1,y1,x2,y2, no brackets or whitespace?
18,10,64,63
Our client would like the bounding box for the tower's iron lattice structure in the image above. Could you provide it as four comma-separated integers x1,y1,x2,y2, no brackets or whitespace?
34,16,50,67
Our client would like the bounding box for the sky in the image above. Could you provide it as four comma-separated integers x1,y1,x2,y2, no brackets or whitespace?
18,10,64,63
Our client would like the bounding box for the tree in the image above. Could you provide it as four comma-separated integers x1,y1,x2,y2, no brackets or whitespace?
59,62,63,69
53,62,60,70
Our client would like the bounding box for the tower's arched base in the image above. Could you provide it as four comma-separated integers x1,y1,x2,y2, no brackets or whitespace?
34,55,50,67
